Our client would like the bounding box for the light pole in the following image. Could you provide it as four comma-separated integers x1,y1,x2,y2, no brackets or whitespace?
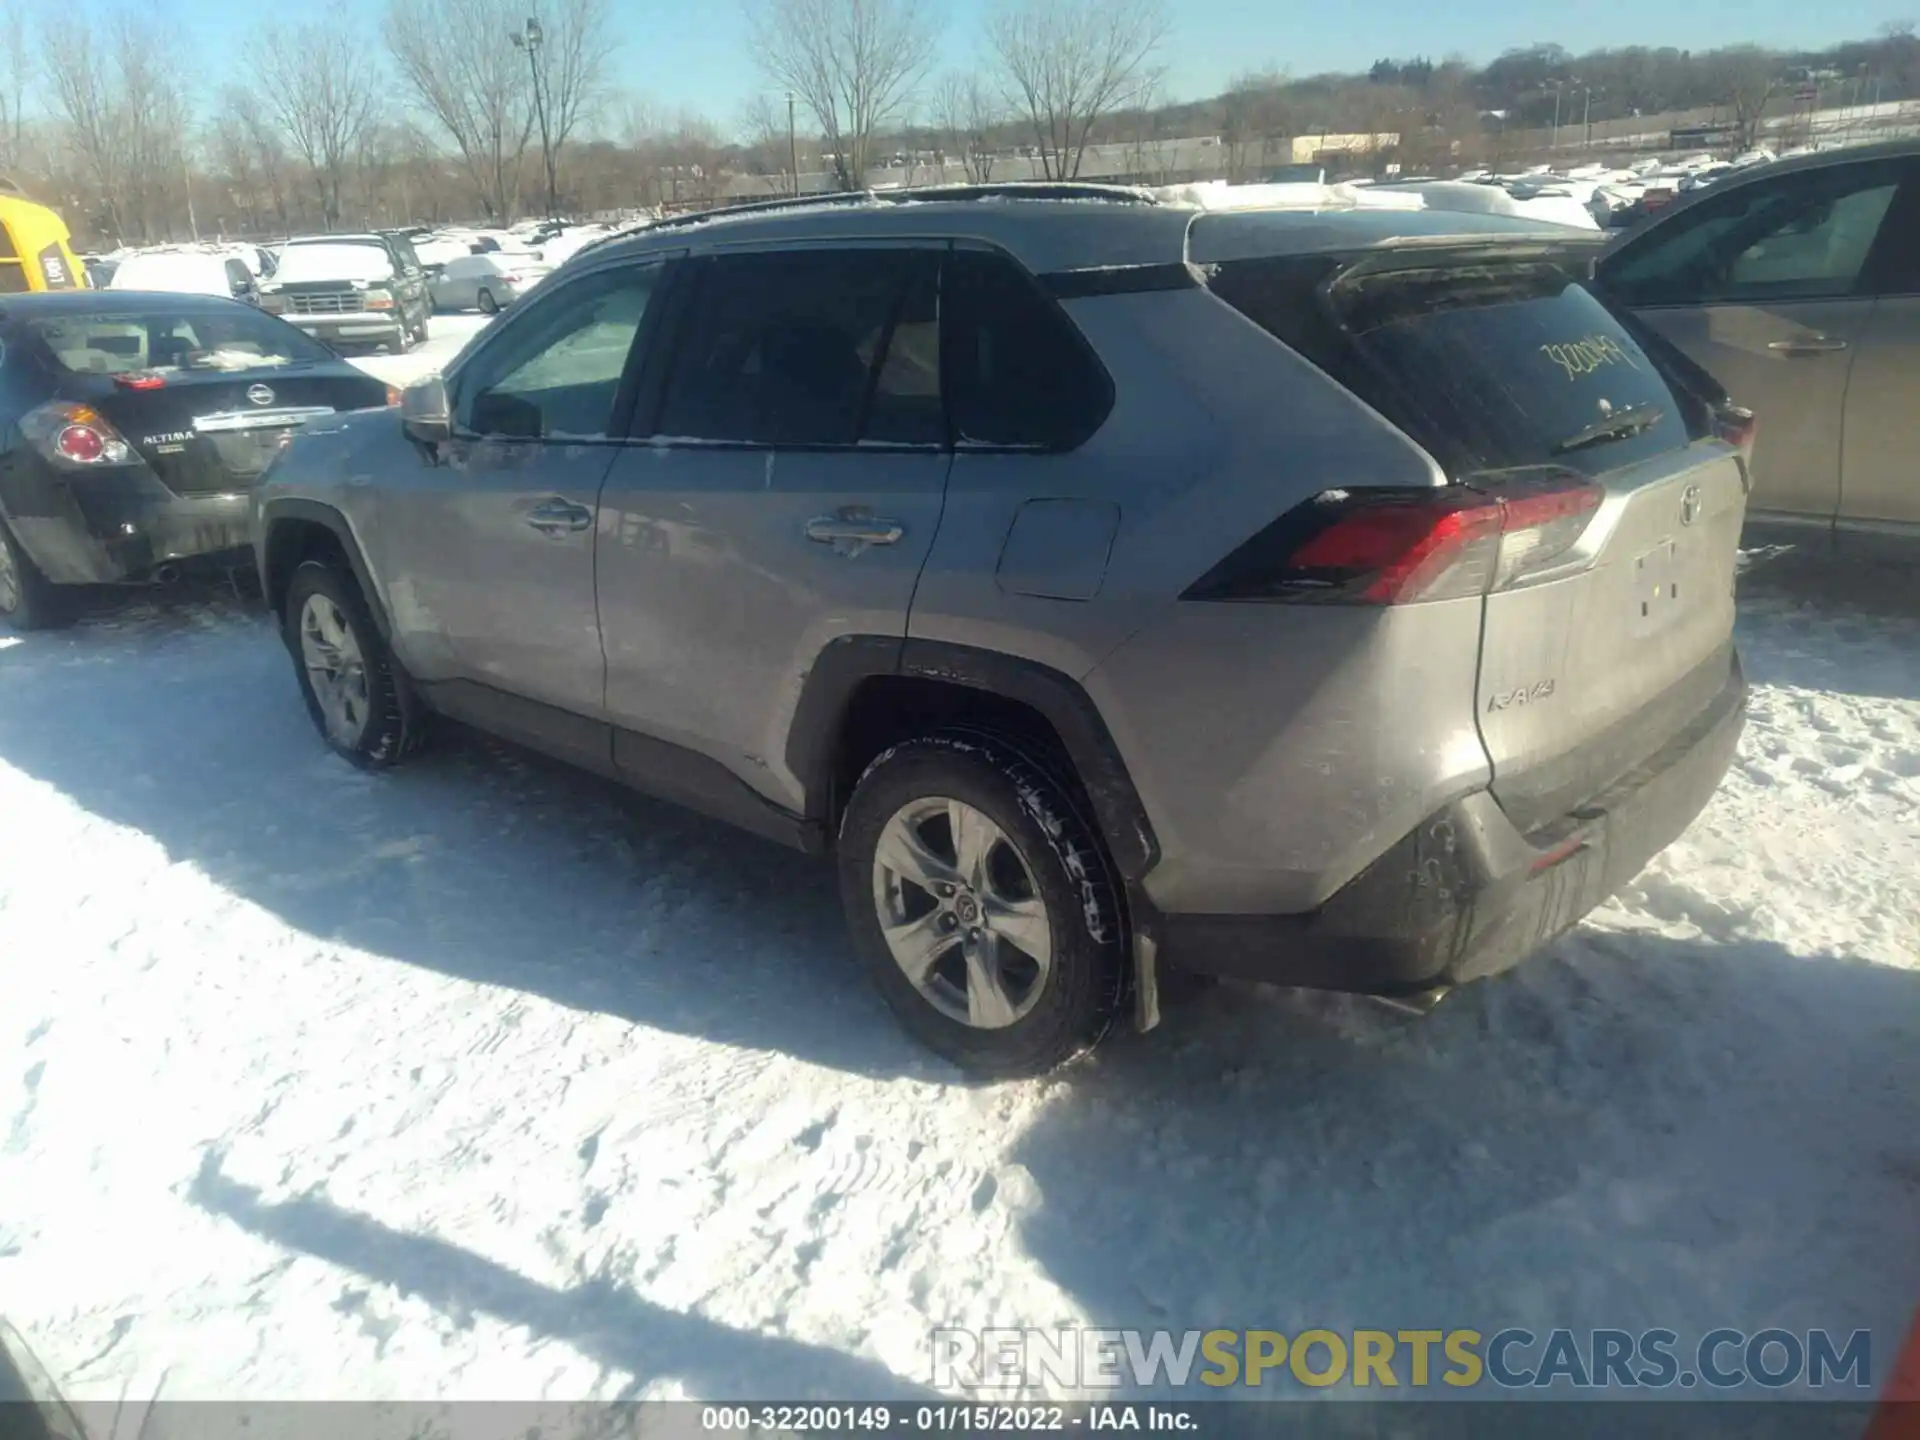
510,16,557,221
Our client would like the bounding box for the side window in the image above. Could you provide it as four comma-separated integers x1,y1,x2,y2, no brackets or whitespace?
455,262,661,441
390,237,421,274
1602,162,1906,306
941,249,1112,448
225,259,251,293
652,249,942,447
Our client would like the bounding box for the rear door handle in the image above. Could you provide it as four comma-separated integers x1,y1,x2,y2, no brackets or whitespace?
1767,337,1849,356
805,508,905,553
526,499,592,534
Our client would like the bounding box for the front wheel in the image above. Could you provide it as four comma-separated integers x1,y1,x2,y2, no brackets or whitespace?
284,560,425,767
477,288,499,315
837,733,1124,1078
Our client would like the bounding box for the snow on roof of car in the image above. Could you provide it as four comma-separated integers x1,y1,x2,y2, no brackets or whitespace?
105,251,235,296
272,243,394,283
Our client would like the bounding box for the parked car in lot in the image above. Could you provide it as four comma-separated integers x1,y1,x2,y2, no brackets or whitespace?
256,187,1751,1076
257,233,431,353
429,252,554,313
0,292,392,630
107,248,261,303
1596,139,1920,559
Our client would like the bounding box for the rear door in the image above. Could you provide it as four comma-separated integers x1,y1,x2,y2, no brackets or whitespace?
1835,174,1920,535
1597,156,1911,527
595,244,950,815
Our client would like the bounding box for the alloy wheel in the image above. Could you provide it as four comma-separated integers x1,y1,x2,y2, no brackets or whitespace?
299,593,371,747
870,796,1054,1029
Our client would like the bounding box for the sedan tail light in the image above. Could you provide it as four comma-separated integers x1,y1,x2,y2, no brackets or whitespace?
19,401,138,469
1184,471,1604,606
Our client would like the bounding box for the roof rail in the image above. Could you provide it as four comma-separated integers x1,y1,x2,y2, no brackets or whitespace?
574,179,1162,260
882,181,1160,206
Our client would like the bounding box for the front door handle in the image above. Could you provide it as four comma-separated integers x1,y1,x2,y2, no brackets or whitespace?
526,499,592,535
805,507,905,555
1767,336,1849,356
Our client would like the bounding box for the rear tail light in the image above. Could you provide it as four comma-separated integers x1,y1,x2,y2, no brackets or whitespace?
19,401,137,469
112,370,167,391
1184,471,1603,606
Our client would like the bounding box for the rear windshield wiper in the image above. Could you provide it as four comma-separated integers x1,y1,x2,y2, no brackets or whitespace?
1552,403,1664,455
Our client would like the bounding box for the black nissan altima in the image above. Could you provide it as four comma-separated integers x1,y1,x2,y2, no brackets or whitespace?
0,290,394,630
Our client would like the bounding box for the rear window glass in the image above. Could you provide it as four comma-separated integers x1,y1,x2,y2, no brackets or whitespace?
28,307,335,376
1208,253,1703,478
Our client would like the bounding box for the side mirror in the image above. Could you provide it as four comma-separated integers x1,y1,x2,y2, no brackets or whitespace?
401,376,451,444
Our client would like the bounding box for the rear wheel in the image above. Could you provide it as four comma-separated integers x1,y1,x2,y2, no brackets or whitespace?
284,559,425,767
477,287,499,315
838,732,1124,1078
0,519,72,632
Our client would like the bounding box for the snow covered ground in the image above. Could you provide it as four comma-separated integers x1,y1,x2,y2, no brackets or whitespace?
352,313,493,389
1,546,1916,1411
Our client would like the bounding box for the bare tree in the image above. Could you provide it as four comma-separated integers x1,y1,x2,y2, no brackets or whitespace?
217,88,294,231
44,9,190,241
1705,45,1780,150
245,8,382,230
744,0,939,191
385,0,536,220
986,0,1167,180
0,1,28,175
740,92,799,194
930,71,1000,181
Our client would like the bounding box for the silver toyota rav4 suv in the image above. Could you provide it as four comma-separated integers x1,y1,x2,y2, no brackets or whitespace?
255,185,1751,1077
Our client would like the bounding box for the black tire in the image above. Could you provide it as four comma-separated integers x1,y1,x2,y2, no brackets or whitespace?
415,313,430,344
477,287,499,315
837,731,1125,1079
283,559,426,767
0,518,72,632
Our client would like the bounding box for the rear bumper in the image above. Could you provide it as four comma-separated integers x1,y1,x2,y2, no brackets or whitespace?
1162,649,1748,992
4,466,254,584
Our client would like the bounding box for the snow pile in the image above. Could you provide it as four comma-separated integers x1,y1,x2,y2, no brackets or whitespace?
0,571,1915,1409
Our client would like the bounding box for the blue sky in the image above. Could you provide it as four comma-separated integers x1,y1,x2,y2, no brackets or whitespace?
167,0,1915,130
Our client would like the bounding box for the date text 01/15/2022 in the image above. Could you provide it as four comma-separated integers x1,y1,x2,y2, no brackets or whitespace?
699,1405,1199,1432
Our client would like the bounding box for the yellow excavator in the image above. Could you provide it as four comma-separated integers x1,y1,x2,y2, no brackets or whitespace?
0,178,85,293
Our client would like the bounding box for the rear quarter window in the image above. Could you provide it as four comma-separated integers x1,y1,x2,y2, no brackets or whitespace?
1209,252,1706,479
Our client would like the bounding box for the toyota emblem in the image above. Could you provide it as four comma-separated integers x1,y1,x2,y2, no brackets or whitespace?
247,384,275,407
1680,483,1702,527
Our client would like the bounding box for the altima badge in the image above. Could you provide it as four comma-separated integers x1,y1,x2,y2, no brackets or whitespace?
1680,483,1702,526
247,384,275,407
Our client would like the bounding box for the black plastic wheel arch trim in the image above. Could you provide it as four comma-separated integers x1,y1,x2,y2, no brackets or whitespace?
257,499,392,640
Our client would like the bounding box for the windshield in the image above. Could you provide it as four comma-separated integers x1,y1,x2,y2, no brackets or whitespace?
274,242,393,284
107,254,228,294
28,307,336,376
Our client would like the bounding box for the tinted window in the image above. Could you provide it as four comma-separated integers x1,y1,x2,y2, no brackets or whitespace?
942,250,1110,448
653,250,942,447
1210,252,1700,479
1601,161,1907,306
457,262,660,440
28,306,335,375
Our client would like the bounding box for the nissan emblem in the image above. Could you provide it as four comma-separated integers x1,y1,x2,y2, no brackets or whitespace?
247,384,275,407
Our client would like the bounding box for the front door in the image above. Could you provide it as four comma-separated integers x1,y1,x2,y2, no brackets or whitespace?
596,246,951,815
383,259,667,746
1600,155,1911,526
